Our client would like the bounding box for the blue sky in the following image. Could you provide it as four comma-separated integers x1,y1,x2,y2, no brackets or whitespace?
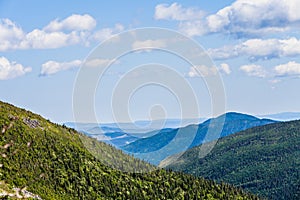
1,0,300,123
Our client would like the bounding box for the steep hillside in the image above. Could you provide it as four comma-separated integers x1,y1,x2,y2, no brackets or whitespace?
163,120,300,200
0,101,258,199
122,112,276,164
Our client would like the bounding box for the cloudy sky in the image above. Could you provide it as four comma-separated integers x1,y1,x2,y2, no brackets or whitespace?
1,0,300,123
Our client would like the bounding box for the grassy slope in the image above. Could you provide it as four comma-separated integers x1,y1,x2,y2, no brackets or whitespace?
0,101,258,199
164,120,300,200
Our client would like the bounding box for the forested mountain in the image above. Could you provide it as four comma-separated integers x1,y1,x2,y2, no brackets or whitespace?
163,120,300,200
0,101,258,199
122,112,276,165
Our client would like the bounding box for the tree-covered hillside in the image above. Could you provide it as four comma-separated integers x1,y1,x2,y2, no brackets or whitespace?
0,101,258,199
163,120,300,200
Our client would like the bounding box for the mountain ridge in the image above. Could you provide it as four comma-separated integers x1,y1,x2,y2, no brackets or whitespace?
258,112,300,121
0,100,258,199
121,112,276,165
163,120,300,200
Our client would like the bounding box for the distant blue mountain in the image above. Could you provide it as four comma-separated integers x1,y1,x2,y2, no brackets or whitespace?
65,118,205,132
65,113,277,165
121,112,277,165
258,112,300,121
64,118,206,148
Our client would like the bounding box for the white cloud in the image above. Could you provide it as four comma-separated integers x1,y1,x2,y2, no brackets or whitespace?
209,37,300,60
154,3,207,36
0,17,84,50
92,23,124,42
0,19,24,40
187,65,218,77
0,19,25,51
0,57,31,80
155,3,204,21
219,63,231,74
40,60,82,76
44,14,96,32
155,1,300,37
178,20,208,36
0,15,124,51
239,64,267,78
274,61,300,76
41,58,120,76
132,39,167,51
20,29,82,49
85,58,116,68
204,0,293,36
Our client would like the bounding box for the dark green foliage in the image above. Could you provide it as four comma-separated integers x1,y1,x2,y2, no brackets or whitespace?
165,120,300,200
0,101,259,199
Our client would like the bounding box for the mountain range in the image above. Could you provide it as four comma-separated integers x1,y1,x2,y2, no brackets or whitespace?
162,120,300,200
65,112,300,155
0,101,257,199
258,112,300,121
121,112,276,164
64,118,206,148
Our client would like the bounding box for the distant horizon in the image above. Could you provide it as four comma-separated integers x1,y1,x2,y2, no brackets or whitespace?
64,110,300,124
4,99,300,124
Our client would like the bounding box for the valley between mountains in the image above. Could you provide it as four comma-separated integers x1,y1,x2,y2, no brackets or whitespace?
1,100,299,199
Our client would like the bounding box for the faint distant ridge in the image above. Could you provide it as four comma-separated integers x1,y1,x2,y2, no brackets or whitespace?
64,117,206,132
258,112,300,121
122,112,277,165
64,118,207,148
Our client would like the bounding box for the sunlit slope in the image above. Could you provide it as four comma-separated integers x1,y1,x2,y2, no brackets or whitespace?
0,101,258,199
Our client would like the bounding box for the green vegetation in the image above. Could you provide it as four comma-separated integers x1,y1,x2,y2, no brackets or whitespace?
0,101,258,199
164,120,300,200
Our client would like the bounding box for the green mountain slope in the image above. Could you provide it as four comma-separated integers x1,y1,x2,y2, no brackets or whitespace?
163,120,300,200
0,101,258,199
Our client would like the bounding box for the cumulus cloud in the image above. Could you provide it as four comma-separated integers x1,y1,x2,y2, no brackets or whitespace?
0,15,123,51
0,19,25,51
0,57,32,80
44,14,96,32
155,1,300,37
40,58,121,76
204,0,295,36
274,61,300,77
132,39,167,50
238,62,300,79
0,16,90,51
155,3,204,21
85,58,116,68
91,23,124,42
21,29,82,49
239,64,267,78
40,60,82,76
187,65,218,77
219,63,231,74
0,19,24,40
209,37,300,60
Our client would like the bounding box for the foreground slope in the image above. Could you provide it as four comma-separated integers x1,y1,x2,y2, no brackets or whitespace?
122,112,275,164
163,120,300,200
0,101,258,199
